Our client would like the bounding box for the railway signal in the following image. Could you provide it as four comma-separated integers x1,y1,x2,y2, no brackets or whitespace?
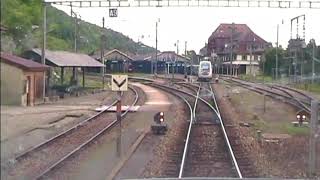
296,110,308,126
111,75,128,157
151,111,168,135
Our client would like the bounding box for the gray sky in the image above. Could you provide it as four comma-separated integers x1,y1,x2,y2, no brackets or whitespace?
53,4,320,53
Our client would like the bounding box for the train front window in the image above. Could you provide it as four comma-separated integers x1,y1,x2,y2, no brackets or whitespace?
201,63,210,70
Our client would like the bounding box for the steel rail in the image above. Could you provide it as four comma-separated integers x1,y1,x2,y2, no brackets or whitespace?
223,78,310,112
13,91,123,162
148,83,194,179
209,84,221,118
270,85,311,112
208,83,243,179
192,85,200,123
150,83,242,178
34,86,139,179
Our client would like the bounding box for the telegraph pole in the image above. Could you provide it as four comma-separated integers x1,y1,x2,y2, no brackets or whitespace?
41,2,47,100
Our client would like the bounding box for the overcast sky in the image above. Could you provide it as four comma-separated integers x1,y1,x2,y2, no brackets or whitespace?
53,4,320,54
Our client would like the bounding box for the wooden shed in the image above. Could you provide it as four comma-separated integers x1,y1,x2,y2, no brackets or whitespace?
1,52,49,106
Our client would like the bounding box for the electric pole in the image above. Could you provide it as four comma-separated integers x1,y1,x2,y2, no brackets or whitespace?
101,17,105,89
250,42,252,76
309,100,318,177
230,23,234,76
276,24,279,81
41,2,47,100
184,41,187,78
155,19,159,75
71,7,79,85
312,39,315,84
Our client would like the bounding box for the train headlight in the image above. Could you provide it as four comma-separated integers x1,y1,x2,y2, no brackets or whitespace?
302,115,306,120
160,112,164,116
296,115,301,119
160,118,164,122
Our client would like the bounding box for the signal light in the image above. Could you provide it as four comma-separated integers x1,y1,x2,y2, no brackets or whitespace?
159,112,164,123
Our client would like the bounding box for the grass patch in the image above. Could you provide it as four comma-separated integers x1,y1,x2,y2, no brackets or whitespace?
280,123,309,136
293,83,320,94
238,74,273,83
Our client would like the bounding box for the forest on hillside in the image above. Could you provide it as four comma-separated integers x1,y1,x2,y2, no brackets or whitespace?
0,0,156,55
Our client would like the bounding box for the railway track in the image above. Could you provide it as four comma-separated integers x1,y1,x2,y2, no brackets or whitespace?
222,77,315,113
149,82,242,178
4,86,139,180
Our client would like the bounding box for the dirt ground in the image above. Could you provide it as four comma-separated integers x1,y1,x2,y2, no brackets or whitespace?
213,81,320,178
41,82,182,180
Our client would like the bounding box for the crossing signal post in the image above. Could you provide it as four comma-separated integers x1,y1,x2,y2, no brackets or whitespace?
111,75,128,157
151,111,168,135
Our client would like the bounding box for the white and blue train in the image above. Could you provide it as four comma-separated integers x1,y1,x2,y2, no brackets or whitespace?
198,60,212,82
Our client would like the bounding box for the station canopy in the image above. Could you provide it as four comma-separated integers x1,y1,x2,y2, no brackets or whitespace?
30,49,105,67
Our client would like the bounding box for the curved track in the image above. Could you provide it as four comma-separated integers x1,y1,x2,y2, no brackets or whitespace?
4,86,139,180
149,82,242,178
222,77,314,113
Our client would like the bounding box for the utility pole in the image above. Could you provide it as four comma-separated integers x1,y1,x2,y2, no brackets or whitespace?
276,24,279,81
41,2,47,100
74,13,77,52
71,7,79,85
230,23,234,76
308,100,318,177
295,48,298,83
184,41,187,78
101,17,105,89
173,40,179,80
250,41,253,76
312,39,315,84
155,19,159,75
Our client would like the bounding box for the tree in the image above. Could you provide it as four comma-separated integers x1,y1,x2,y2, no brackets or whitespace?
261,47,286,76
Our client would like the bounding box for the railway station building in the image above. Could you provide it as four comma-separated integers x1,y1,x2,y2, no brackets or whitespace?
1,52,49,106
91,49,135,73
207,23,272,75
132,51,191,74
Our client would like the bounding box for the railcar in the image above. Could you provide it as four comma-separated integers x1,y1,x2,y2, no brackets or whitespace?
198,61,212,82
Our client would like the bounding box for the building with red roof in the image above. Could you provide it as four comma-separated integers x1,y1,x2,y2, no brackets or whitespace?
1,52,49,106
207,23,271,75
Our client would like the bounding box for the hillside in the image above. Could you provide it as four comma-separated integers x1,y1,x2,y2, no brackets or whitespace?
0,0,156,55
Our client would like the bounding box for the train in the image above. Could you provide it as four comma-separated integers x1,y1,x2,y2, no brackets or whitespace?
198,60,212,82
